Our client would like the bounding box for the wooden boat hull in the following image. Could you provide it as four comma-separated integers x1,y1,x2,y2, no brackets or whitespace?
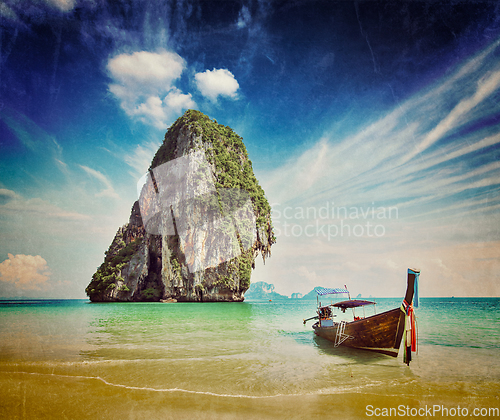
313,307,403,356
312,269,418,357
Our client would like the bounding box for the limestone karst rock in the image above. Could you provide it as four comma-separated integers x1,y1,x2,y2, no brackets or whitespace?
86,110,275,302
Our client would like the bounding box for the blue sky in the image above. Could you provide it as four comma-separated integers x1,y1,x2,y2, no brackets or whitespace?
1,0,499,298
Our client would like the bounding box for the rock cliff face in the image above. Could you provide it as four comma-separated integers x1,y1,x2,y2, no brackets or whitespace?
86,110,275,302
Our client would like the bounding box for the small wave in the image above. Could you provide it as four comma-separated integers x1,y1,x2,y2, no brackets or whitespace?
0,352,274,369
1,370,389,399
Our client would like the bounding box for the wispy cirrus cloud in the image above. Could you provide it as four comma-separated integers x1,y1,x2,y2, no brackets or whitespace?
0,188,17,205
79,165,119,199
0,2,18,23
45,0,75,12
257,39,500,297
0,0,76,29
122,139,162,178
237,6,251,29
403,68,500,164
265,38,500,215
0,107,65,162
0,188,91,220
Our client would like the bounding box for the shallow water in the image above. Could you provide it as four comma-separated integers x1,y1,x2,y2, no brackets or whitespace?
1,298,499,418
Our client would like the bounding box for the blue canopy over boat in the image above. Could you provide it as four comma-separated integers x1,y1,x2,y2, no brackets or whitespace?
314,287,349,296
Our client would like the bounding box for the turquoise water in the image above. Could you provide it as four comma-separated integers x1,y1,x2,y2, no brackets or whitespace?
0,298,499,418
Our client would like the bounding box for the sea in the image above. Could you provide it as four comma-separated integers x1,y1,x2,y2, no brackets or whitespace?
0,297,499,419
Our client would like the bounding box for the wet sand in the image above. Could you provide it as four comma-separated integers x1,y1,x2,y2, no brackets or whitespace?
1,368,499,419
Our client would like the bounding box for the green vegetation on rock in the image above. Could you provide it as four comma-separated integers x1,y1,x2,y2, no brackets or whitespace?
140,286,161,301
237,250,253,290
85,236,142,301
150,109,273,230
170,254,181,281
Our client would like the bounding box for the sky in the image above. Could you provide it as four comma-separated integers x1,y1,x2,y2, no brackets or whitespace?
1,0,500,299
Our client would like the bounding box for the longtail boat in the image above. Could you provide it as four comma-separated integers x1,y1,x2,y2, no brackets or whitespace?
303,268,420,365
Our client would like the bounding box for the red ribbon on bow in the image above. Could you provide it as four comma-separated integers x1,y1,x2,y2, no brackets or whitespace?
402,299,417,353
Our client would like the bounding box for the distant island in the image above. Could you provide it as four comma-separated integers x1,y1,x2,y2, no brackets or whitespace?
244,282,289,300
245,282,352,300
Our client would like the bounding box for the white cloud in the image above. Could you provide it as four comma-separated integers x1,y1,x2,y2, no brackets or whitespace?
0,184,130,298
107,51,241,126
164,88,196,112
108,50,185,90
135,96,166,123
195,68,240,102
0,253,51,291
107,50,196,129
132,90,196,129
